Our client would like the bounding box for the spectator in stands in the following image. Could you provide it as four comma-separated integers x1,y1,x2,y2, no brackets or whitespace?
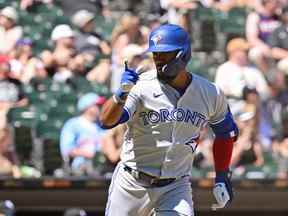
111,13,146,67
99,124,125,175
266,67,288,134
44,24,75,83
0,7,23,55
215,38,270,105
58,0,103,17
272,113,288,178
8,38,36,83
243,86,274,150
107,0,142,12
136,0,165,20
246,0,281,73
202,0,257,12
145,14,162,31
191,126,214,173
85,54,111,85
20,0,53,10
27,56,51,92
67,54,87,78
160,0,197,33
110,43,149,93
231,103,264,173
268,6,288,71
0,148,21,178
59,93,106,176
71,9,111,56
0,55,28,127
0,56,26,178
50,24,75,57
65,51,111,90
71,10,112,85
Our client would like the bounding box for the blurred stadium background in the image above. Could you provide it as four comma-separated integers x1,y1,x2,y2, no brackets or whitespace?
0,0,288,215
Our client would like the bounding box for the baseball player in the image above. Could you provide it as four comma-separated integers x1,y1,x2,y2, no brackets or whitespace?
99,24,238,216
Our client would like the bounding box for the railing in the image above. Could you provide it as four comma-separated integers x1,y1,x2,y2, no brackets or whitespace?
0,177,287,213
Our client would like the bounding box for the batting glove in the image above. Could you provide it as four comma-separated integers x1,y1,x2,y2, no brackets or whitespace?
114,62,139,104
211,170,233,211
120,61,139,92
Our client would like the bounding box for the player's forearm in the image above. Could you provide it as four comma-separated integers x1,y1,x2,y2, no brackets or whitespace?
99,97,126,127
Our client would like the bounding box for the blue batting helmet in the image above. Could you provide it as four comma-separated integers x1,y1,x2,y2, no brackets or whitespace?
146,24,191,64
146,24,192,81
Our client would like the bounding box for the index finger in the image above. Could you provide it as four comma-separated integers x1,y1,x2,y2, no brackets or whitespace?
124,60,128,70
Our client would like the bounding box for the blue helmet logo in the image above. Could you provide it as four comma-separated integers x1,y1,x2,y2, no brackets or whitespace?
146,24,191,65
151,34,163,46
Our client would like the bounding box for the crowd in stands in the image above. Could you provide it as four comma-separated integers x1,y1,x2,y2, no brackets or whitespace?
1,0,288,180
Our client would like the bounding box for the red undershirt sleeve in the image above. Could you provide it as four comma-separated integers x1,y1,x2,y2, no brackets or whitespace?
213,136,235,172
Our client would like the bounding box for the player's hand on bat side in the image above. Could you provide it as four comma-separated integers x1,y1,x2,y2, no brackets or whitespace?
211,170,234,211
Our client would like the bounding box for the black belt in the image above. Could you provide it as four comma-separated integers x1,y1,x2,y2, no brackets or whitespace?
123,165,177,187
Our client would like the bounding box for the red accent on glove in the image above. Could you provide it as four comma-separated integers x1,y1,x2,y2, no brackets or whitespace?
213,137,234,172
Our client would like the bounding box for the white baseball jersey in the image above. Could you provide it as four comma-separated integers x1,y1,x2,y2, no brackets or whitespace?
121,70,228,178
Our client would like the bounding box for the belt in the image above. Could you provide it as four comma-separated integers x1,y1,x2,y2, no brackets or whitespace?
123,165,177,187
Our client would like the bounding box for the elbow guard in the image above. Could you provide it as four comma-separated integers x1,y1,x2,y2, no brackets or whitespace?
98,108,130,129
210,110,239,141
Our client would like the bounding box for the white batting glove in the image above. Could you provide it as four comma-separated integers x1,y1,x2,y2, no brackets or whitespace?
211,183,231,210
211,170,233,211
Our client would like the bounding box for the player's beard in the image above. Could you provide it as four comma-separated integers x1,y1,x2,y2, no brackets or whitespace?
156,65,177,83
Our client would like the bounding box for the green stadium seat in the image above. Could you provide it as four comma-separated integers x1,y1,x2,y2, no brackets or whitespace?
17,2,69,53
36,115,64,140
191,167,205,179
49,83,74,99
67,76,94,96
53,8,70,25
8,106,37,128
262,151,279,179
192,8,218,52
47,104,76,122
0,0,11,8
27,91,54,112
35,2,54,14
35,113,64,175
8,107,37,165
13,125,34,165
217,7,247,36
23,26,32,38
18,11,34,26
94,15,117,40
26,77,52,92
42,138,63,175
93,152,107,171
90,83,112,98
52,84,77,106
195,6,216,21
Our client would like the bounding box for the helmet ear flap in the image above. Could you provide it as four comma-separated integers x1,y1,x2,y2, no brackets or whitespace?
176,50,183,59
161,50,187,78
182,43,191,65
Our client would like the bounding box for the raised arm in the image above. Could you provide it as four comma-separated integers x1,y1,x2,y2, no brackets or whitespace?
99,62,139,128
